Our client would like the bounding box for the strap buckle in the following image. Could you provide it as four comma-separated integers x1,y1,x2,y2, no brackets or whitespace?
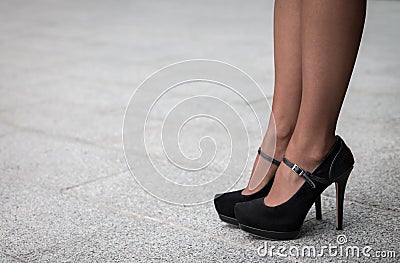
283,156,317,189
291,163,305,176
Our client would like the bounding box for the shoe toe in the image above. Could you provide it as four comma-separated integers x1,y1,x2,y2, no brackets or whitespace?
234,201,250,225
234,198,265,227
214,190,243,219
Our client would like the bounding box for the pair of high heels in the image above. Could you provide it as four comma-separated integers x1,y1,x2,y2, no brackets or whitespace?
214,135,354,240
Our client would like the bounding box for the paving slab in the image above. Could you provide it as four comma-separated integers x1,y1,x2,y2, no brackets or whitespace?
263,204,399,263
350,1,400,95
0,123,15,138
341,92,400,122
322,149,400,212
0,173,109,256
0,77,131,113
0,100,125,149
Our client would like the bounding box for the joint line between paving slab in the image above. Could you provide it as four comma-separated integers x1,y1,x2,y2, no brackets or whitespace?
321,193,400,214
60,169,129,192
0,118,120,153
0,251,28,263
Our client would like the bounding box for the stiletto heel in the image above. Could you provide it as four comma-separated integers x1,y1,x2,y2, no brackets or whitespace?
315,195,322,220
335,168,352,230
214,147,280,225
235,136,355,240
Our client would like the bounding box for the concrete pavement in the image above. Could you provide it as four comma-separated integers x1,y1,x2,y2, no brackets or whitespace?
0,0,399,262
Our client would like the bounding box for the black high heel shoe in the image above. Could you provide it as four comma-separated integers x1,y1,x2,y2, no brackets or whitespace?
234,136,354,239
213,148,280,225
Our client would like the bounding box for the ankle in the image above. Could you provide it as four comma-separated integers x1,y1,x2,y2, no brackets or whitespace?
275,126,293,149
285,133,336,171
262,123,294,160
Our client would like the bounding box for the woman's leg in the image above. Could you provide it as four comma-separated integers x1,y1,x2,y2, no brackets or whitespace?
265,0,366,205
243,0,302,194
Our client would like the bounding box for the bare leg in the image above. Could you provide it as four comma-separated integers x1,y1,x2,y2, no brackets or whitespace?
243,0,302,195
265,0,366,205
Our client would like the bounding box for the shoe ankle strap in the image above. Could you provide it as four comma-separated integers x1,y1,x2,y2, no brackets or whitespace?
282,156,330,189
258,148,281,166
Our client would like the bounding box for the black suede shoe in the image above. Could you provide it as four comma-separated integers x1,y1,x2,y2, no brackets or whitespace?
214,148,280,226
235,136,354,239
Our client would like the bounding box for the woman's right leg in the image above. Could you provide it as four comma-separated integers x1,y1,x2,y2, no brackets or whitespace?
243,0,302,194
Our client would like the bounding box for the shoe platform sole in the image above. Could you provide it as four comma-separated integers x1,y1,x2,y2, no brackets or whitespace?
239,223,300,240
218,214,239,226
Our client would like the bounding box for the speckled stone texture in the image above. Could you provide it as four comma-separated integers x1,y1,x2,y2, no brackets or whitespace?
0,0,399,262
